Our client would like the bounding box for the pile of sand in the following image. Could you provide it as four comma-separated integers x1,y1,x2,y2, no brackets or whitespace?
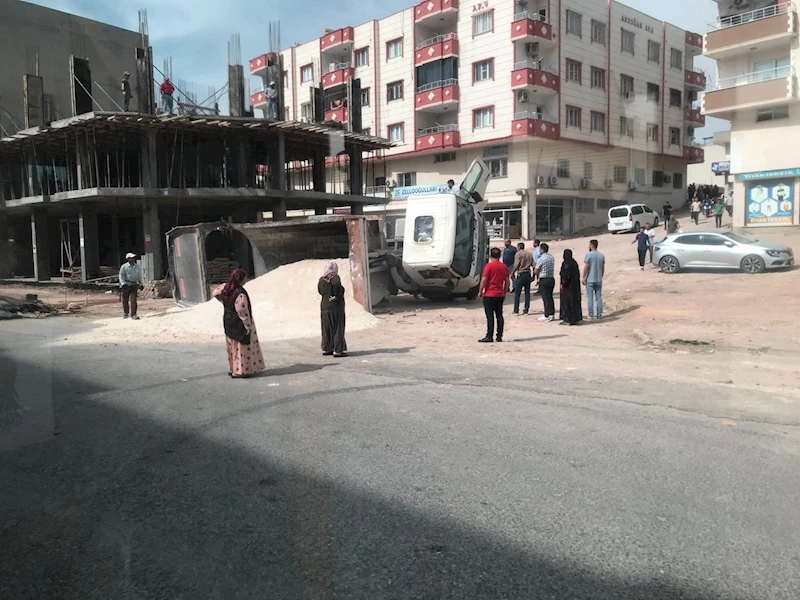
57,259,377,345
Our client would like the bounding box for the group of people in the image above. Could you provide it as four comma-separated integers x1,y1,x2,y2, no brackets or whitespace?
690,195,730,227
477,238,606,342
120,72,175,114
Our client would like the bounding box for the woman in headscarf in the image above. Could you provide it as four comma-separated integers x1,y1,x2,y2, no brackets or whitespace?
212,268,265,378
318,261,347,357
559,249,583,326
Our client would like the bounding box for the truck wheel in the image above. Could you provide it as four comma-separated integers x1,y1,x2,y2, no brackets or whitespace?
465,286,479,301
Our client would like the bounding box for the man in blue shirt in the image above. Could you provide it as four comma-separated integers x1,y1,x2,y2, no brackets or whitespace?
502,239,517,276
632,227,651,270
582,239,605,320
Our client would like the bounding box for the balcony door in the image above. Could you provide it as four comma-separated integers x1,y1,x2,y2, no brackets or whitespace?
754,57,790,82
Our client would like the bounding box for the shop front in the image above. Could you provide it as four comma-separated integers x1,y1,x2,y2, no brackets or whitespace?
736,168,800,227
535,198,573,237
484,206,522,240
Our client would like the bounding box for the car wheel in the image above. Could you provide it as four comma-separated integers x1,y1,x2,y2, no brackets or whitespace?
653,217,659,227
632,221,640,233
659,256,680,274
741,255,765,274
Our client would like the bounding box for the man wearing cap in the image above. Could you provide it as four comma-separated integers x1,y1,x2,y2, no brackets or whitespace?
119,253,143,320
266,81,278,119
121,72,132,112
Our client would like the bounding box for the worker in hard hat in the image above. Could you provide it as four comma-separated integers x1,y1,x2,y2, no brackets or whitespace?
121,72,132,112
265,81,278,120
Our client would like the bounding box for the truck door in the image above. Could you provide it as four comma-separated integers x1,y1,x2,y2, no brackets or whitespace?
460,158,491,204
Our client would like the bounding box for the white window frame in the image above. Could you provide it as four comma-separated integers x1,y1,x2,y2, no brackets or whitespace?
590,111,605,133
620,116,634,138
487,157,508,178
355,48,369,68
388,124,404,142
474,59,493,83
474,107,494,129
361,88,370,106
648,40,661,64
398,172,416,186
647,123,659,142
300,64,314,83
387,81,403,102
473,11,493,36
583,162,593,181
621,74,635,96
613,165,627,184
669,127,681,145
300,102,312,121
634,168,646,186
557,159,570,178
621,29,635,54
670,48,683,69
566,10,583,37
566,60,581,83
591,20,606,45
591,67,605,89
566,106,581,129
387,39,403,60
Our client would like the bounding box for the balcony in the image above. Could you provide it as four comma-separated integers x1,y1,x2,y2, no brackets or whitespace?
510,60,559,94
414,0,458,25
322,62,354,89
510,12,554,43
705,3,796,59
511,111,560,140
685,31,703,50
415,34,459,67
685,67,707,90
250,90,267,109
683,106,706,126
320,27,354,52
415,125,460,152
249,53,272,77
324,107,348,123
702,67,796,118
415,79,459,112
684,145,704,164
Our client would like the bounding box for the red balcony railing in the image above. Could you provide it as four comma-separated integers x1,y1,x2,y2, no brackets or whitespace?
415,79,459,111
415,125,460,151
415,35,459,67
510,13,554,42
414,0,458,23
320,27,354,52
511,111,560,140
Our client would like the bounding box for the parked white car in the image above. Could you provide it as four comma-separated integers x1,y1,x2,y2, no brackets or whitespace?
607,204,660,234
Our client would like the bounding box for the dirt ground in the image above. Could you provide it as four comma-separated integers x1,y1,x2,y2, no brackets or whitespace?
3,209,799,401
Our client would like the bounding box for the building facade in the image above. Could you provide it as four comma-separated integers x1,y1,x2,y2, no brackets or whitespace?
702,0,799,228
251,0,705,239
687,131,732,189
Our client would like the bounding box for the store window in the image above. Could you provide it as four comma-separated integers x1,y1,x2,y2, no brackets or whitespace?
535,199,572,236
485,207,522,240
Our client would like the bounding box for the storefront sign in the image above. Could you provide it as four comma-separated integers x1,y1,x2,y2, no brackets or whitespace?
738,168,800,181
392,182,458,201
711,161,730,173
621,15,654,34
746,179,794,225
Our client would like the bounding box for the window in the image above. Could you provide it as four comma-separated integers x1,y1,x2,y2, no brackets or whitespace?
583,162,593,180
388,123,404,142
283,71,288,88
483,145,508,158
631,205,644,216
754,57,790,81
300,102,312,121
670,48,683,69
398,172,416,186
387,81,403,101
634,168,646,186
613,166,627,184
566,105,582,129
647,123,659,142
566,59,582,83
590,111,605,133
355,47,369,68
474,107,494,128
566,10,582,37
434,152,456,163
620,116,634,138
669,127,681,145
621,74,634,97
591,67,605,90
473,59,494,83
300,64,313,83
591,19,606,45
414,216,434,243
756,105,789,122
597,199,617,211
487,158,508,178
647,82,660,103
361,128,371,136
361,88,370,106
557,159,570,178
387,38,403,60
670,88,682,107
576,198,594,213
647,40,661,64
673,172,684,189
652,171,665,187
473,10,493,35
621,29,635,54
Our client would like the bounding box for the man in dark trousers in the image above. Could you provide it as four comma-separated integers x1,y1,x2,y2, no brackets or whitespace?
510,242,533,315
662,201,673,231
502,238,517,277
119,252,143,320
534,243,556,322
478,247,510,343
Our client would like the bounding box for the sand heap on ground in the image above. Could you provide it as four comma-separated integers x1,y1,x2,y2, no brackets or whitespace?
57,259,377,345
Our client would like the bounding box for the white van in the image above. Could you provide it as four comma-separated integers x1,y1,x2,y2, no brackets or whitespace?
607,203,660,233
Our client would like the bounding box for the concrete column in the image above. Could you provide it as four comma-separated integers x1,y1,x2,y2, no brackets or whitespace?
313,149,327,193
0,211,10,278
142,201,162,281
314,205,327,216
272,199,287,221
521,191,531,240
350,204,364,216
79,207,100,282
110,212,120,267
347,144,364,196
30,209,50,281
237,141,253,188
268,133,287,192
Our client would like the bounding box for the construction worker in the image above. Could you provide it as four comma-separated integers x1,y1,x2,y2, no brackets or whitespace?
119,253,143,320
121,72,132,112
265,81,278,120
160,76,175,115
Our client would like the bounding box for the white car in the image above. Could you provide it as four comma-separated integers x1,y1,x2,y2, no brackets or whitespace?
607,203,660,234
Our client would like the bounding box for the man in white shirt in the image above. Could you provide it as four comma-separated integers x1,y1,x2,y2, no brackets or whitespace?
119,253,143,320
644,223,657,265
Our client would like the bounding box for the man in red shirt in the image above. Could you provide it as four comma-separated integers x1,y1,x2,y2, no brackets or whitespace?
478,247,510,343
160,77,175,115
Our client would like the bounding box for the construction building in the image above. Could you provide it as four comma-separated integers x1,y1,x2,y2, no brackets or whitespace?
702,0,799,228
249,0,706,239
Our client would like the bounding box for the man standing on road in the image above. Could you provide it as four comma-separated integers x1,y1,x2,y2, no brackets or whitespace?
478,247,510,343
644,222,657,265
510,242,533,316
502,239,517,278
583,239,605,320
725,191,734,217
632,226,650,270
662,201,673,231
534,243,556,322
532,239,542,294
667,215,680,234
714,197,725,228
119,253,143,320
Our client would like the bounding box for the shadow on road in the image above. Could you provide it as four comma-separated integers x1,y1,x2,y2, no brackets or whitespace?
344,346,415,357
507,335,568,343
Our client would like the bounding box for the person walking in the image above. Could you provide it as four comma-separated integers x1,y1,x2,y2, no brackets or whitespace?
118,252,142,320
714,197,725,228
534,242,556,322
632,226,650,270
212,269,265,378
703,197,713,219
690,198,702,225
510,242,533,315
644,222,657,265
318,261,348,357
121,72,133,112
583,239,605,320
478,247,510,343
559,249,583,326
662,201,673,231
667,215,680,234
725,191,734,217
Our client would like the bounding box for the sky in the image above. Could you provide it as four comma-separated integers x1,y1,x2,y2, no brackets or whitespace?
26,0,725,137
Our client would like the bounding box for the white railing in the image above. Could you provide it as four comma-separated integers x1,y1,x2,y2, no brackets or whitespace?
513,11,546,23
687,66,704,74
324,61,351,74
716,65,792,90
364,185,389,197
717,2,792,29
416,78,458,93
513,111,558,123
417,124,459,136
513,59,558,74
415,33,458,50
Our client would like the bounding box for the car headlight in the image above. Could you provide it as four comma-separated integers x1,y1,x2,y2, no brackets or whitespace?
765,250,784,257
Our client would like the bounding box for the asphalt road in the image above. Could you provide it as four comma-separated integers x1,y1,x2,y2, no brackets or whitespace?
1,319,799,600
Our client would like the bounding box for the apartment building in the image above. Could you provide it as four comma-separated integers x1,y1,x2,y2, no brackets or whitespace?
702,0,800,228
250,0,705,239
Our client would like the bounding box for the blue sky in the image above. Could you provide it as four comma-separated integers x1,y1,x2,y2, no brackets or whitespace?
28,0,724,136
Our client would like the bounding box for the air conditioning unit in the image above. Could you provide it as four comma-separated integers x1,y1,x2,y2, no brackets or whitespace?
580,178,591,189
605,179,614,188
624,92,635,101
548,176,558,187
628,181,637,191
664,175,673,183
525,42,540,57
517,90,529,103
536,175,546,186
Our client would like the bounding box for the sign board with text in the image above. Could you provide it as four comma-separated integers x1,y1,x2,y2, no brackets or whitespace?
746,179,794,225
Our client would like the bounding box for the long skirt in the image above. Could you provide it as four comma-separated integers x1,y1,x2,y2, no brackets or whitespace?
321,308,347,354
225,332,265,377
